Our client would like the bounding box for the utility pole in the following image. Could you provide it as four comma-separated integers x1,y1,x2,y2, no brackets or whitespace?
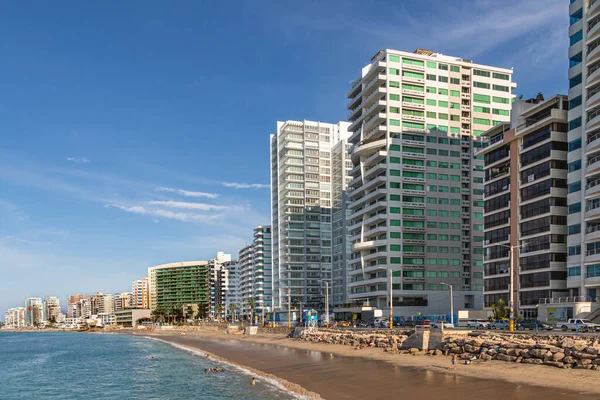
325,282,329,326
389,269,393,330
287,288,291,328
493,243,527,332
440,282,453,325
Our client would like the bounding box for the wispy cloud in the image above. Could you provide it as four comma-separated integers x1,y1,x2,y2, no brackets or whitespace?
155,187,219,199
222,182,269,189
147,200,239,211
105,204,223,223
66,157,90,164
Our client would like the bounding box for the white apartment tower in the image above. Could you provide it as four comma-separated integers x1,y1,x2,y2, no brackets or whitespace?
132,277,150,309
238,225,273,317
567,0,600,300
270,121,350,311
25,297,43,326
331,140,353,307
346,49,514,315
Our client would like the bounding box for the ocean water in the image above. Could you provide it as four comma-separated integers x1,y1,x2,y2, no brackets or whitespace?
0,332,298,400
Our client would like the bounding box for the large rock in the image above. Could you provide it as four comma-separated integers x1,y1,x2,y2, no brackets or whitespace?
544,360,564,368
521,358,544,365
572,340,588,352
528,348,548,359
562,356,576,364
552,352,565,362
573,351,597,360
496,354,518,362
585,347,599,355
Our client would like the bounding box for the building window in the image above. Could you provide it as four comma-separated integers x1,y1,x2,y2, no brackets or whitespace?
568,159,582,172
570,30,583,46
569,74,582,89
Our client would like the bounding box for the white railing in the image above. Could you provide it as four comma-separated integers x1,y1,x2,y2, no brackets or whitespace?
539,296,592,304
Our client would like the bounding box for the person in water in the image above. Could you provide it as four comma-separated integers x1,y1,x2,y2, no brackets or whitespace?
251,377,256,387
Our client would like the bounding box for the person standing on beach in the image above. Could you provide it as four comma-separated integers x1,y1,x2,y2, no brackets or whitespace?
450,354,458,370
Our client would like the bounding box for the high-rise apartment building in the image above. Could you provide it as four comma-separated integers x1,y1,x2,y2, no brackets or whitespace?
114,292,132,312
568,0,600,300
346,49,515,315
132,277,150,309
43,296,61,322
207,252,239,319
25,297,43,326
148,261,210,313
270,120,350,311
331,140,353,307
479,94,569,319
4,307,26,328
238,226,273,318
66,294,90,318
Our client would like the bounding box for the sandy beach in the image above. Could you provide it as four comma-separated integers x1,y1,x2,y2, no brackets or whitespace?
134,328,598,399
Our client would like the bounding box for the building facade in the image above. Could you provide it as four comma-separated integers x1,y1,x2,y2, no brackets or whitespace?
346,49,515,315
43,296,61,323
114,293,132,312
479,94,569,319
148,261,210,314
5,307,26,328
270,120,350,311
25,297,43,326
238,226,273,318
66,294,90,318
132,277,150,309
568,0,600,300
331,140,353,307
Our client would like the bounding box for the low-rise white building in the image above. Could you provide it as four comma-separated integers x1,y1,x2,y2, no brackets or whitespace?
4,307,26,328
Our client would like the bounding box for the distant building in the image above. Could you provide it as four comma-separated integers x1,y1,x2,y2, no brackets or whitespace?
43,297,61,323
114,309,151,327
4,307,26,328
25,298,43,326
239,226,273,318
148,261,210,314
132,277,150,309
66,294,90,318
114,292,132,312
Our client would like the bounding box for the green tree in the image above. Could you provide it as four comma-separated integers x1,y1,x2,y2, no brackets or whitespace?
491,299,509,320
247,298,257,326
228,303,237,321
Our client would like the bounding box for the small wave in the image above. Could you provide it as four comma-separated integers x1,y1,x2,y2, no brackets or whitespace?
144,336,312,400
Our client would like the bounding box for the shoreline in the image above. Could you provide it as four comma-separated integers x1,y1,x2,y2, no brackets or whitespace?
145,335,321,399
135,329,596,398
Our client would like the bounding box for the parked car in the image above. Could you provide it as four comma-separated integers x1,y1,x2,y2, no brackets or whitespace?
431,321,454,329
489,320,510,330
398,320,416,328
559,319,600,332
516,319,553,331
370,317,388,328
466,319,490,329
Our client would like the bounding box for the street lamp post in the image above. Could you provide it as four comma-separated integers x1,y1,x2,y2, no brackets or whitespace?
388,269,393,330
492,243,527,332
440,282,453,326
318,280,330,326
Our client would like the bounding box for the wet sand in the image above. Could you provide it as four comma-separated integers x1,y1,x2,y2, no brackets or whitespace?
141,330,593,400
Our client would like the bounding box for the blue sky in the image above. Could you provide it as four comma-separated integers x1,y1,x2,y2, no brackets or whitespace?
0,0,568,314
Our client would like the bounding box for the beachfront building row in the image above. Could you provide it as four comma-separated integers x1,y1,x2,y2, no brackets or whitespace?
270,121,351,311
131,277,150,309
478,94,570,319
344,48,514,315
238,225,273,318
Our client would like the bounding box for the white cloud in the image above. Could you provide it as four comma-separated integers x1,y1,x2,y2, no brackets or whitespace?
66,157,90,164
222,182,269,189
147,200,238,211
155,187,219,199
105,204,222,223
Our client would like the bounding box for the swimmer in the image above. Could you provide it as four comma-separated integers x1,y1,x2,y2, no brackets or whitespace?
251,377,256,387
205,369,209,373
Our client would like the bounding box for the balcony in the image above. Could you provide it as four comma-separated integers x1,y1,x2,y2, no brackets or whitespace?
364,123,387,142
351,138,386,163
353,239,387,252
586,178,600,198
586,224,600,242
363,111,387,133
348,188,387,210
591,0,600,25
347,104,363,122
402,88,425,97
587,153,600,176
588,107,600,132
363,87,387,109
351,199,387,220
347,92,362,111
586,248,600,264
588,40,600,66
586,203,600,220
363,149,388,168
402,101,425,110
587,63,600,89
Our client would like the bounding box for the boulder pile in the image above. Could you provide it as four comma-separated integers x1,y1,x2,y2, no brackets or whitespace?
298,329,412,350
443,333,600,369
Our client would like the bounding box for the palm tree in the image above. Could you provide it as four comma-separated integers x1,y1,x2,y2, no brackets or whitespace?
247,298,257,326
491,299,509,321
216,304,225,321
228,303,237,322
